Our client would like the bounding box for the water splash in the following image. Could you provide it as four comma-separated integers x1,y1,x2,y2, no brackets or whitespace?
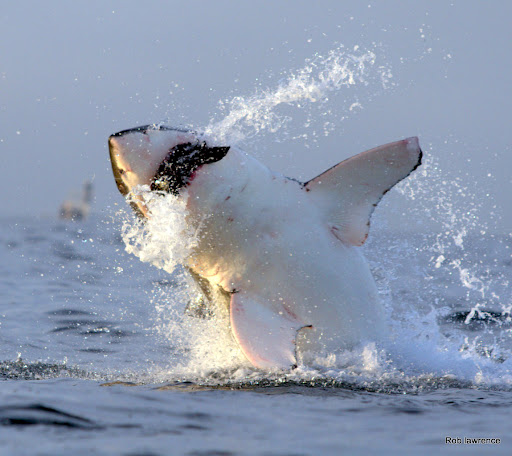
204,44,392,145
121,186,197,275
372,143,512,368
399,151,507,311
119,187,250,374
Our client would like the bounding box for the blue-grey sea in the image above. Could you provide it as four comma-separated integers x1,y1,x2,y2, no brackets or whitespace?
1,214,512,455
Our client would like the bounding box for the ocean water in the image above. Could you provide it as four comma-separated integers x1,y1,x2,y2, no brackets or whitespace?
1,213,512,456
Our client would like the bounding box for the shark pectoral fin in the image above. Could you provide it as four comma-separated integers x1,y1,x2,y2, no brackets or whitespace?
305,137,422,246
230,293,309,370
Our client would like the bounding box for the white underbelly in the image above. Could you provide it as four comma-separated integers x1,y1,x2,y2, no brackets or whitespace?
195,217,386,351
185,170,386,355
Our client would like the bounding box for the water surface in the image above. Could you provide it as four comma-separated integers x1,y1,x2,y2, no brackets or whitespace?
1,216,511,455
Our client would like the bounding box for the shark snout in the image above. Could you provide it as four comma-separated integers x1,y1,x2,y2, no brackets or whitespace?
108,136,130,197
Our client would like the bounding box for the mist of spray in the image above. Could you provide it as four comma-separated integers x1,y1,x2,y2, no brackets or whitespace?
204,44,392,145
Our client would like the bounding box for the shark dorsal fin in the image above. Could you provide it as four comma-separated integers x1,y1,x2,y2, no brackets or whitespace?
305,137,422,246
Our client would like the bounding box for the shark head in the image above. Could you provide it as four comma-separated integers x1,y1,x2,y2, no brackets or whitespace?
108,124,230,217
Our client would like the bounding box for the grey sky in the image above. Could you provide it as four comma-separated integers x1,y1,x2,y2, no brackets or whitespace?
1,1,511,232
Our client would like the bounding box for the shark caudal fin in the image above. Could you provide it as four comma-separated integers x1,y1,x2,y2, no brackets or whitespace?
305,137,422,246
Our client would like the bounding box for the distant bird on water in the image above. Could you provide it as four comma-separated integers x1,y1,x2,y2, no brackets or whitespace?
59,181,94,221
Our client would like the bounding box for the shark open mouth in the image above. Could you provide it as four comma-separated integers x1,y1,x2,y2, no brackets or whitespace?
151,141,230,195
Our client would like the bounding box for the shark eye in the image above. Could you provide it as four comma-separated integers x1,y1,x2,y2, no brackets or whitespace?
118,169,125,175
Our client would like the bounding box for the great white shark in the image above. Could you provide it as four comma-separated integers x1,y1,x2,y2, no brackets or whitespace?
108,125,422,369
